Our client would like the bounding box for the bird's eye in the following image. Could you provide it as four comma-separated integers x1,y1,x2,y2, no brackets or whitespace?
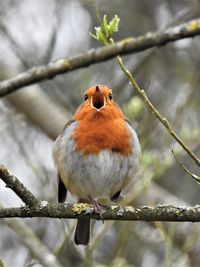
109,93,113,100
84,95,88,101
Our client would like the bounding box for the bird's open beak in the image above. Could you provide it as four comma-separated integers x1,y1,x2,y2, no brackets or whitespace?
91,86,105,111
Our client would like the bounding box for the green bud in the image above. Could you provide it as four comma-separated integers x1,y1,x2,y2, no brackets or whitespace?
95,27,108,45
109,15,120,34
90,14,121,44
102,15,109,38
89,32,99,41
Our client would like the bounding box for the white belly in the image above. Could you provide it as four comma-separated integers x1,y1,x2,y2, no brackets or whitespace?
53,121,140,199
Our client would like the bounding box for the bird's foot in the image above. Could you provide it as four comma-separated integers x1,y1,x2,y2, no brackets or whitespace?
88,197,108,221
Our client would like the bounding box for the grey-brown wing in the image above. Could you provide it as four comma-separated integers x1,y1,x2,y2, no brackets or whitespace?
58,173,67,203
57,119,75,203
61,119,76,136
124,117,132,127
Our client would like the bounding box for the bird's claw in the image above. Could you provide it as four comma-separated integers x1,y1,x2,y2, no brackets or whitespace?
88,197,108,221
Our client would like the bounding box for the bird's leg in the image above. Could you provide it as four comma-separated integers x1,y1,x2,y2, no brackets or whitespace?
110,190,121,202
88,196,108,221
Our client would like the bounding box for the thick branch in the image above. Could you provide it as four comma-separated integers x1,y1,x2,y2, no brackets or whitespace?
0,19,200,97
0,165,39,206
1,165,200,222
1,202,200,222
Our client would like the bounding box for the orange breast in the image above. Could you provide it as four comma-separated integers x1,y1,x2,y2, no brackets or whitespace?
73,107,132,156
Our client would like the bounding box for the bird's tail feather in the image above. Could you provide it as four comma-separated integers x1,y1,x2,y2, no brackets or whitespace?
74,219,90,246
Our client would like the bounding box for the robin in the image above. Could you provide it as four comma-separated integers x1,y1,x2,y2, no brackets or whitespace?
53,85,141,246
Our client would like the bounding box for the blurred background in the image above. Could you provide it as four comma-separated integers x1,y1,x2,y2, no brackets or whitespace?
0,0,200,266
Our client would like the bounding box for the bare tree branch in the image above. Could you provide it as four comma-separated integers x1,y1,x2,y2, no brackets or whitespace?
0,18,200,97
0,165,39,206
1,164,200,222
1,203,200,222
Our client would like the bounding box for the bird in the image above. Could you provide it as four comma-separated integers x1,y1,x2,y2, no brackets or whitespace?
52,85,141,246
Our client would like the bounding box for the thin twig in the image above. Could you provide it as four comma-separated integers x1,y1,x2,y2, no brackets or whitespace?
172,150,200,183
115,55,200,167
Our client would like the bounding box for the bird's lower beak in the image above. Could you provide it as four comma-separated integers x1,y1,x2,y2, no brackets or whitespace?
91,87,105,111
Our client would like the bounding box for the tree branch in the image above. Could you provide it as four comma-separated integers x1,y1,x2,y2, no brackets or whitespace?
0,19,200,97
0,165,39,206
0,203,200,222
1,165,200,222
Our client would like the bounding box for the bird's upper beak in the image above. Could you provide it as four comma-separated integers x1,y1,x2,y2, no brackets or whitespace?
91,86,105,111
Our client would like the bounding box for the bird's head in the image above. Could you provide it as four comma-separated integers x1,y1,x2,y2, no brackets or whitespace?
74,85,124,121
84,85,113,112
